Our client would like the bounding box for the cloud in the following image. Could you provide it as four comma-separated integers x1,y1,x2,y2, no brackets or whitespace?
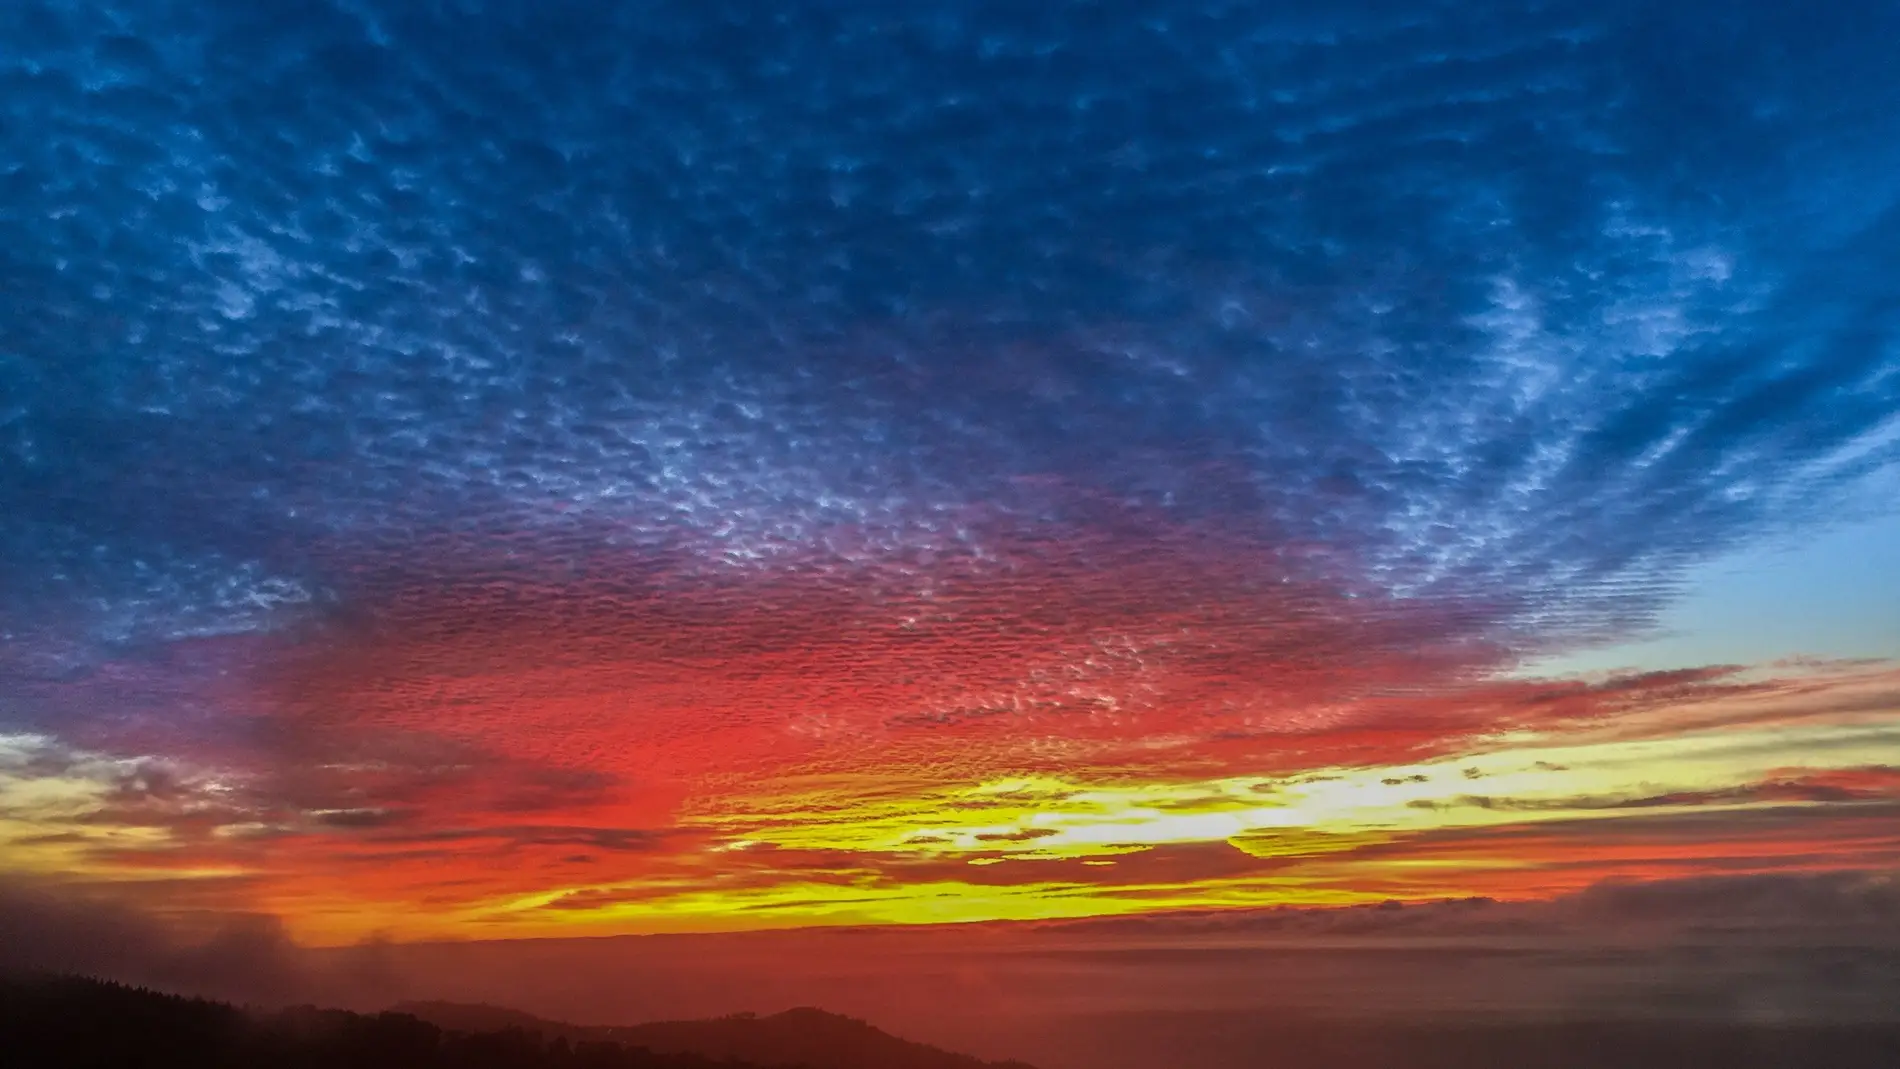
0,875,366,1006
1300,804,1900,902
6,657,1895,935
272,872,1900,1051
1566,869,1900,930
4,0,1896,656
1756,766,1900,802
11,868,1900,1051
1019,865,1900,948
1,0,1898,937
1407,764,1900,813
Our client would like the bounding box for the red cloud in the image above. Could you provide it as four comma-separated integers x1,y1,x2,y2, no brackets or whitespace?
9,501,1896,936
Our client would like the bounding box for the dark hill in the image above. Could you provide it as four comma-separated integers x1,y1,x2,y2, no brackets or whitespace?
0,974,965,1069
394,1000,586,1039
395,1000,1037,1069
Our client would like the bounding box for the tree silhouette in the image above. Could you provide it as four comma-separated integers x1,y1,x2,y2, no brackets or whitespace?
0,975,799,1069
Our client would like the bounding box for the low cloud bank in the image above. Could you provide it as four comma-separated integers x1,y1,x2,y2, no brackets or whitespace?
0,877,399,1009
9,868,1898,1051
1034,867,1900,943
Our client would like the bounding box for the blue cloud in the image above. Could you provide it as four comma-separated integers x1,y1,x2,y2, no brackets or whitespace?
2,0,1897,707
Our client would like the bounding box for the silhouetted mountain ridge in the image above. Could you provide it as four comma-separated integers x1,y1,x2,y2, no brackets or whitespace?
10,973,1900,1068
395,999,1038,1069
0,975,1037,1069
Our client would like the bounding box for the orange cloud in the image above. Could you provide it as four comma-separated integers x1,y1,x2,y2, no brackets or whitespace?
3,509,1896,943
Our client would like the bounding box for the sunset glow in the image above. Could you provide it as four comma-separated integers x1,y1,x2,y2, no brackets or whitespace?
2,0,1897,984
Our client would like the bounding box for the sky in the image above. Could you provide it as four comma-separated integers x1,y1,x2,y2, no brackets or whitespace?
3,0,1899,981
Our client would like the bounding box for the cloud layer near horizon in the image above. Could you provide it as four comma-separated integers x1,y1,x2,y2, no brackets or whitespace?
2,0,1898,941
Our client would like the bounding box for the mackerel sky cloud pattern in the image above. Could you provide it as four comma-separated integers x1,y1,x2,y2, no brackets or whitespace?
2,0,1899,941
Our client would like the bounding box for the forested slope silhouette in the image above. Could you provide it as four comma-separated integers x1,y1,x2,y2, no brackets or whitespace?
0,975,858,1069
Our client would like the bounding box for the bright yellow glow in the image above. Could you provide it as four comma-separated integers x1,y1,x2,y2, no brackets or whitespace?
7,675,1899,947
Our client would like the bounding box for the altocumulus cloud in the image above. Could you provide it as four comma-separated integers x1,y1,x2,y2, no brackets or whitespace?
1,0,1898,931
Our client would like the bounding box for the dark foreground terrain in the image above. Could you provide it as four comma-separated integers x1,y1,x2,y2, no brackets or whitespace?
7,974,1900,1069
395,1000,1033,1069
0,975,1031,1069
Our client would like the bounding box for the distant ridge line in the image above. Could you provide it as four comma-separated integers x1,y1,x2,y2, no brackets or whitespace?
392,999,1040,1069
